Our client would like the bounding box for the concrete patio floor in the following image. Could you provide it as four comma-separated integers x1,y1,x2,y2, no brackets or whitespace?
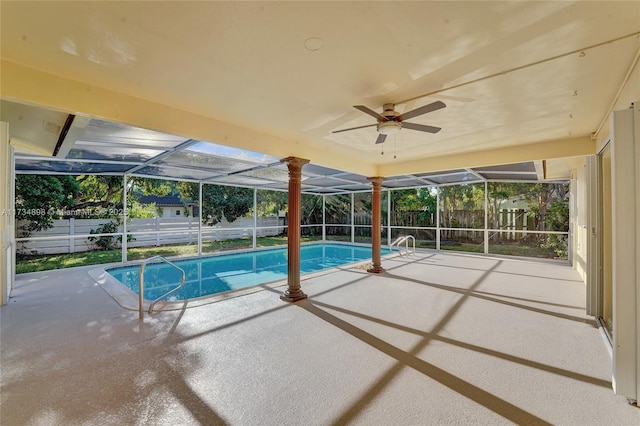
1,251,638,425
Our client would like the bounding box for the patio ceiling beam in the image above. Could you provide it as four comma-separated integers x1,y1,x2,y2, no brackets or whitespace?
378,136,595,178
10,137,57,156
534,161,545,180
53,116,93,158
53,114,91,158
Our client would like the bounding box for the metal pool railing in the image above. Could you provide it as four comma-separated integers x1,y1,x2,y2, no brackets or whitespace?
389,235,416,256
138,255,186,321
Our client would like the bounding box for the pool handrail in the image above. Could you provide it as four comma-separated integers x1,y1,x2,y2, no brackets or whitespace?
138,255,186,320
389,235,416,256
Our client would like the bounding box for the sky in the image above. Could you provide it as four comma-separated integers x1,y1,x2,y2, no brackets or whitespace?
187,141,280,164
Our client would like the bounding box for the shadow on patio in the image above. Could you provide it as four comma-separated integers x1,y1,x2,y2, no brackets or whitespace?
1,251,637,425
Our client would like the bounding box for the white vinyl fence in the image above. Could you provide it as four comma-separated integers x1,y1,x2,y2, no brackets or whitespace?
17,216,282,255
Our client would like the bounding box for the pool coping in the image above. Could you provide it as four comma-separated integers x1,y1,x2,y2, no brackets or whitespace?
89,242,399,313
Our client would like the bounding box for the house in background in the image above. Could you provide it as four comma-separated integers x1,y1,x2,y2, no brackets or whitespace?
136,194,199,218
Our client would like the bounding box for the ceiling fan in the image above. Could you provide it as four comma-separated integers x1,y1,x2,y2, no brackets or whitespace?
332,101,446,144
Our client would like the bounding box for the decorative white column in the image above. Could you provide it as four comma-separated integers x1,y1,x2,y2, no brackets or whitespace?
280,156,310,302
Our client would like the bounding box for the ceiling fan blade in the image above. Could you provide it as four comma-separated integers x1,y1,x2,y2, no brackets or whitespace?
375,134,387,144
354,105,387,121
332,123,377,134
398,101,446,121
401,122,442,133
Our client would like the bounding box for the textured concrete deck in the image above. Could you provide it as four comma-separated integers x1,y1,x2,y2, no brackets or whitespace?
2,251,638,425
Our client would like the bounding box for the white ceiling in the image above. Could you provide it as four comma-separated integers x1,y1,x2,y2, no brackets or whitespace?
1,1,639,179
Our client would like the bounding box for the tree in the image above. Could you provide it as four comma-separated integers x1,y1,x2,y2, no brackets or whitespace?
323,194,351,224
388,188,437,226
439,184,484,229
15,175,80,234
178,182,253,225
301,194,322,225
133,178,174,198
257,190,288,217
487,183,516,230
127,200,158,219
543,198,569,257
71,175,123,214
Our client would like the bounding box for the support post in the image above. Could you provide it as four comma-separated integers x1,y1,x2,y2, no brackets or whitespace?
1,122,15,305
484,181,489,254
122,175,128,263
367,177,385,274
69,218,75,253
351,193,355,243
436,188,441,250
322,195,326,241
280,156,310,302
386,189,391,246
610,104,639,401
198,182,203,256
253,187,257,249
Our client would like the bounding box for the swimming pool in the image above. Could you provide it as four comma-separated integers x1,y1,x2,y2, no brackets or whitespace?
107,243,390,301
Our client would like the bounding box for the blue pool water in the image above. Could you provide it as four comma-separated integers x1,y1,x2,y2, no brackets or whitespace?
107,243,389,301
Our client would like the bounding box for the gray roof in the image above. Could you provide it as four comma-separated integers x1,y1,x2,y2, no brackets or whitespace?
136,194,194,207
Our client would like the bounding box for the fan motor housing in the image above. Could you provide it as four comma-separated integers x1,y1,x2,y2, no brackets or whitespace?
382,103,400,120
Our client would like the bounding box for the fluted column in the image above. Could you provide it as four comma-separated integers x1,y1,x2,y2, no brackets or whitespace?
367,176,385,273
281,156,310,302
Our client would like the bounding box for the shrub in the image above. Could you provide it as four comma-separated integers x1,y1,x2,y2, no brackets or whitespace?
88,221,135,251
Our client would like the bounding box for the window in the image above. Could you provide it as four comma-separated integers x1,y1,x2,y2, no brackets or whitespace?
176,210,181,216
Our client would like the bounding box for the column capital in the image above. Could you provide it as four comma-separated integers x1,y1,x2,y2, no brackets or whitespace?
281,156,310,169
367,176,385,187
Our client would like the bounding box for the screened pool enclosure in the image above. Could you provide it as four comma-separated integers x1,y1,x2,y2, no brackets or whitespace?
14,117,570,272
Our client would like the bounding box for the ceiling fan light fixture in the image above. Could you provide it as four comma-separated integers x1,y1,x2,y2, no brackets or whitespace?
377,121,402,135
333,101,444,143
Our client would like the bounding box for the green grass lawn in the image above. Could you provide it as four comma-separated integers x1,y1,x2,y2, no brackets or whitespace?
440,242,560,259
16,250,124,274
